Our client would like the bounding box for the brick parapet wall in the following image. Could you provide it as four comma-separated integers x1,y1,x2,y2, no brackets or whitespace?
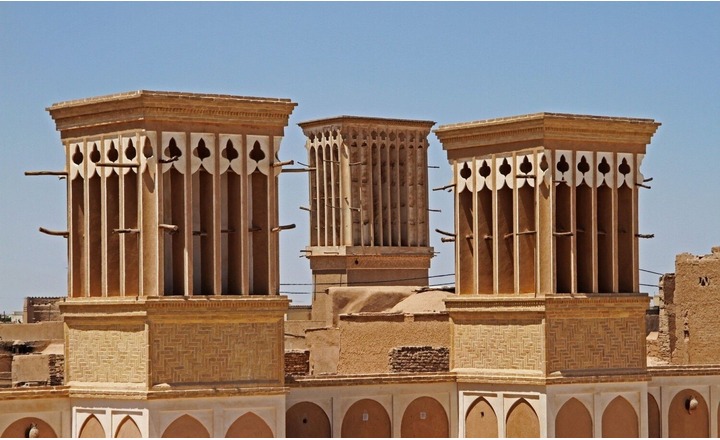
285,350,310,376
389,346,449,373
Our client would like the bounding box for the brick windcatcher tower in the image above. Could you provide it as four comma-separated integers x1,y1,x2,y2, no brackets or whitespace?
298,116,435,292
434,112,660,382
46,91,296,431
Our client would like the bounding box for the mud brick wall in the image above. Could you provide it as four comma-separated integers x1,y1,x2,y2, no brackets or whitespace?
23,297,63,323
284,350,310,376
48,354,64,386
389,346,449,373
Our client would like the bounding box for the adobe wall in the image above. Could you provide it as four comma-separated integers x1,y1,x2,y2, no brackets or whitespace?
663,247,720,364
336,313,450,374
0,322,63,342
23,298,63,324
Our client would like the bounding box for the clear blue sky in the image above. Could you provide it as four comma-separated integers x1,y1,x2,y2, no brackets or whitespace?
1,3,718,312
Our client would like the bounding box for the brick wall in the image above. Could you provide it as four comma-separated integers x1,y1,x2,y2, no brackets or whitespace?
23,297,63,323
284,350,309,376
48,354,64,386
388,346,449,373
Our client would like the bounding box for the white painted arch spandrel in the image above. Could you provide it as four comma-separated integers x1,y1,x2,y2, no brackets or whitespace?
495,155,514,190
219,134,242,175
161,132,186,174
575,151,594,187
595,152,615,188
554,150,572,185
102,138,119,176
139,131,157,176
515,153,534,188
246,135,270,175
69,142,83,179
476,158,493,191
616,153,634,188
455,160,472,193
190,133,215,175
120,135,140,176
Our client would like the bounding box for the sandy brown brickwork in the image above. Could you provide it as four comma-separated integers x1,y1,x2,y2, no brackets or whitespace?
453,319,545,372
66,325,146,384
659,247,720,364
336,313,450,374
150,322,282,385
546,316,645,372
545,296,647,374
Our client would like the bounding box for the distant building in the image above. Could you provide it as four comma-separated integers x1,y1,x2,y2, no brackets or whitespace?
0,91,717,438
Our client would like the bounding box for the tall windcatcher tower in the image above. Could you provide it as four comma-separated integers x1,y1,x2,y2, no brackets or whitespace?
45,91,297,437
298,116,435,289
434,113,661,421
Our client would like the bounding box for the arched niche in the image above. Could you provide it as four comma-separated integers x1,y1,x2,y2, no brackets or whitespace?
286,402,330,438
162,414,210,438
400,396,449,438
602,396,639,438
465,397,498,438
79,415,105,438
1,417,57,438
341,398,391,438
506,399,540,438
115,416,141,438
555,397,592,438
668,389,709,438
648,393,661,438
225,412,273,438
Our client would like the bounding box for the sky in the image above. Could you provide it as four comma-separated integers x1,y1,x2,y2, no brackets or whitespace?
0,2,718,312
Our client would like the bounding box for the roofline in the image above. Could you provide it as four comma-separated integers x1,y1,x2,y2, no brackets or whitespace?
298,115,435,129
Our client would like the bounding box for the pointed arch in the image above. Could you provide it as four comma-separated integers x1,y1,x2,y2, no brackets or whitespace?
286,402,330,438
1,417,57,438
79,415,105,438
115,416,141,438
506,398,540,437
401,396,448,438
669,388,709,438
162,414,210,438
465,397,498,438
341,399,391,438
555,397,592,438
602,396,638,437
225,412,273,438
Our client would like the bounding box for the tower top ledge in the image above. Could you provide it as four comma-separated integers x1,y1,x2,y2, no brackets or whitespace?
47,90,297,138
435,112,661,155
298,115,435,131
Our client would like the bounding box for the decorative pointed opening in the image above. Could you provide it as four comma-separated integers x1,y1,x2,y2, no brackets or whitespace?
520,156,533,174
479,160,491,178
194,139,211,160
598,157,611,175
577,156,590,174
125,139,136,160
618,158,631,176
539,154,549,172
72,145,83,165
222,140,239,161
556,154,570,174
107,141,119,162
165,138,181,159
460,162,472,179
249,141,265,163
499,157,512,176
142,138,153,158
89,144,101,163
